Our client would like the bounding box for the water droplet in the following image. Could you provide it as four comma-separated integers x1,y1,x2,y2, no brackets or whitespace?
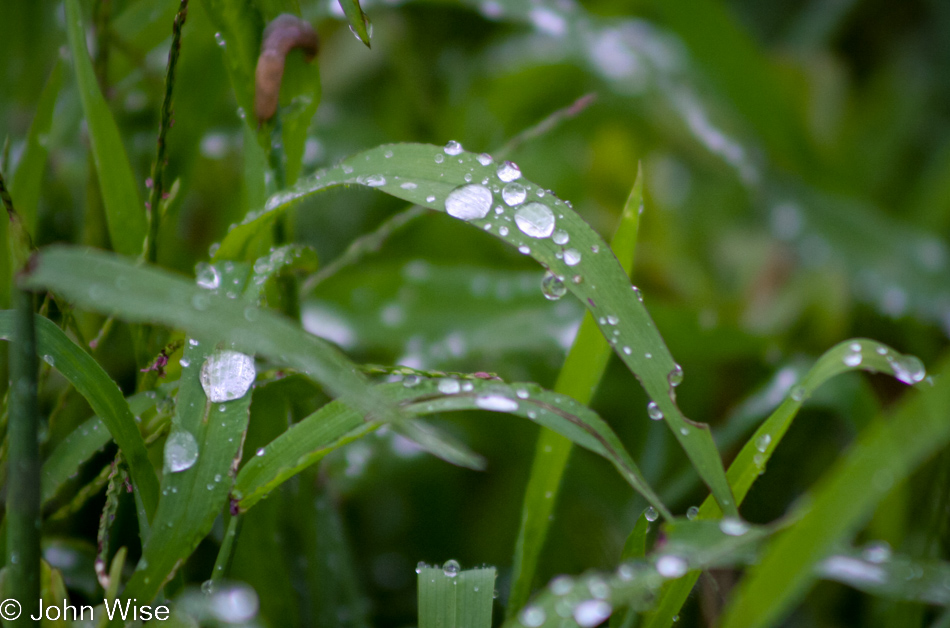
415,561,426,573
863,541,892,564
622,346,632,355
443,559,460,577
518,245,531,255
515,203,555,238
890,355,926,384
552,229,569,245
426,195,436,203
656,555,688,578
647,401,663,420
499,225,509,236
445,184,493,221
438,378,461,394
606,315,619,325
200,351,256,403
843,352,862,367
444,140,463,156
477,153,493,166
719,517,749,536
497,161,522,182
541,272,567,300
668,364,684,387
256,447,265,457
400,182,417,190
686,506,699,520
502,182,526,206
644,506,658,522
519,606,546,627
755,433,771,452
209,584,259,623
790,385,807,402
573,600,612,627
201,580,214,594
563,248,581,266
165,430,199,472
475,395,518,412
214,32,226,47
550,575,573,595
434,154,444,164
363,174,386,187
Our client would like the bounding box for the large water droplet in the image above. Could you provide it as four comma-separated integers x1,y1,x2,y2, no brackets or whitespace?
443,559,460,577
515,203,555,238
573,600,612,627
890,355,926,384
200,351,256,403
502,182,526,206
444,140,463,155
647,401,663,420
196,263,221,290
541,272,567,300
644,506,658,522
445,184,493,221
475,395,518,412
497,161,522,182
165,430,199,472
363,174,386,187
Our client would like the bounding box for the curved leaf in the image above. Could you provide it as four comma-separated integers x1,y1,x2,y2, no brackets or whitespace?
214,142,736,516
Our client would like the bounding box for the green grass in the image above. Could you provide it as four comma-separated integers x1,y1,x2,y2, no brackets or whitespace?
0,0,948,626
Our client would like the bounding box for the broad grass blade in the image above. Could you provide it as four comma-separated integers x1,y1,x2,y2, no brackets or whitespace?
418,565,496,628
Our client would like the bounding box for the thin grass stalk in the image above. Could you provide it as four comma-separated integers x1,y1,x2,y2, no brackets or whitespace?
210,514,243,587
506,166,646,616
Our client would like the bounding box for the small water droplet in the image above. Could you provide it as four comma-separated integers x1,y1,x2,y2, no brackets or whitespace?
201,580,214,594
443,559,460,577
444,140,463,155
843,352,862,367
477,153,493,166
438,378,461,394
497,161,522,182
755,433,771,452
400,182,417,190
563,248,581,266
514,203,555,238
573,600,612,627
656,555,688,578
256,448,265,457
668,364,684,387
499,225,509,236
541,272,567,300
518,245,531,255
552,229,569,245
719,517,749,536
363,174,386,187
647,401,663,420
863,541,892,564
445,184,493,221
606,315,619,325
502,182,527,206
686,506,699,520
644,506,658,522
416,561,426,573
790,385,807,401
165,430,199,472
890,355,926,384
426,195,436,203
200,351,256,403
622,346,632,355
434,154,444,164
475,395,518,412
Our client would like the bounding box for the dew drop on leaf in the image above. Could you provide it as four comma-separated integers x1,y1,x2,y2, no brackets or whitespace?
573,600,612,627
502,182,527,206
477,153,493,166
497,160,522,182
541,272,567,300
444,140,463,155
552,229,569,245
196,263,220,290
165,430,199,472
445,184,493,221
668,364,684,387
644,506,658,521
656,555,688,578
564,248,581,266
475,395,518,412
647,401,663,420
443,559,460,577
438,378,461,394
515,203,555,238
200,351,256,403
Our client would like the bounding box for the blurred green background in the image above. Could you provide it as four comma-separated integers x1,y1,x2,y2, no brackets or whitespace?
2,0,950,625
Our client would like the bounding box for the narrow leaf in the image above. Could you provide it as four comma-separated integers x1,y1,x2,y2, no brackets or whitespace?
64,0,147,257
418,565,496,628
337,0,371,47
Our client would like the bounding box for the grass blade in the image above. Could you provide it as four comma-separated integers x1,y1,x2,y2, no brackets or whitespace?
508,164,645,616
337,0,371,48
20,245,398,426
418,565,496,628
214,143,736,516
643,339,932,628
64,0,147,257
6,288,41,624
720,356,949,628
198,0,262,121
235,377,665,516
0,311,160,521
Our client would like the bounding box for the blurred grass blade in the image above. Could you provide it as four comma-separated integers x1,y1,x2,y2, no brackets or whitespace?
10,58,62,236
40,386,176,506
236,377,665,516
338,0,371,47
244,244,319,304
20,245,399,426
393,419,487,471
0,311,160,521
508,163,645,617
418,565,496,628
644,339,933,628
198,0,262,120
278,41,322,185
6,288,41,623
720,356,949,628
214,143,736,516
64,0,147,257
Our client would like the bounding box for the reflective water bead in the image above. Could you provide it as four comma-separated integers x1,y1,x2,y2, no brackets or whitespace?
606,315,619,325
755,433,771,452
564,248,581,266
499,225,509,236
400,182,417,190
200,351,256,403
442,559,460,577
438,378,461,394
574,600,611,627
518,245,531,255
790,385,807,401
415,561,426,574
445,184,493,221
477,153,493,166
502,182,527,206
165,430,199,472
656,555,688,578
196,263,221,290
475,395,518,412
497,161,522,182
514,203,555,238
363,174,386,187
644,506,658,522
444,140,463,155
647,401,663,420
843,352,862,367
552,229,569,245
541,272,567,300
686,506,699,520
622,346,631,355
719,518,749,536
426,195,436,203
434,154,444,163
550,575,573,595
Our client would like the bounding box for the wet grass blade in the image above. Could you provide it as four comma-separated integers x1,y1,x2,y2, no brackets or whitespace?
643,339,932,628
64,0,147,257
720,355,949,628
0,311,160,521
235,377,665,515
338,0,371,47
508,164,645,617
198,0,262,120
20,245,398,426
418,565,496,628
213,142,736,516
